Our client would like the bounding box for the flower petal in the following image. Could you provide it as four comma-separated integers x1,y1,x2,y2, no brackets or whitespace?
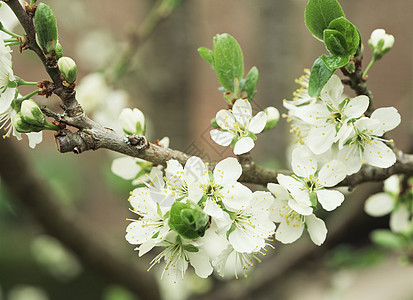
370,107,401,136
317,160,347,187
315,189,345,211
267,183,290,201
213,157,242,186
232,99,252,128
390,204,410,232
306,214,327,246
234,137,254,155
319,74,343,108
276,218,304,244
111,157,141,180
363,141,396,168
343,95,369,118
210,129,233,146
216,109,236,131
248,111,267,134
291,146,317,178
364,192,394,217
306,123,336,155
222,182,252,212
187,249,213,278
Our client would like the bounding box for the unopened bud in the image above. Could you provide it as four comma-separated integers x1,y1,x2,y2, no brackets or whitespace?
12,114,39,133
34,3,58,57
20,99,46,126
58,57,77,84
55,42,63,60
368,29,394,60
263,106,279,131
119,108,146,135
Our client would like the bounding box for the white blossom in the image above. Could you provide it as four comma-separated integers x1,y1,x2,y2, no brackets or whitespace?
337,107,401,174
293,75,369,154
364,175,412,233
267,183,327,246
210,98,267,155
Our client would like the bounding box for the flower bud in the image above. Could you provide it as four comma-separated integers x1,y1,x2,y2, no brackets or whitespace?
263,106,279,131
12,114,39,133
119,108,145,135
20,99,46,126
34,3,58,57
368,29,394,60
55,42,63,60
58,57,77,84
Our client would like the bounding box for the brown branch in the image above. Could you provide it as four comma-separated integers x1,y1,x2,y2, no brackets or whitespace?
5,0,82,116
0,140,161,299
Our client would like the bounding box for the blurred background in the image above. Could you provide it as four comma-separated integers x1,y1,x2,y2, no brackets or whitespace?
1,0,413,299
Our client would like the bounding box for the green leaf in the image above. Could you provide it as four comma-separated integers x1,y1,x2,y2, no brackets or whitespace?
327,17,360,56
213,33,244,92
320,54,350,70
371,230,404,250
308,57,334,97
323,29,347,56
243,66,259,100
197,47,214,67
168,201,209,239
34,3,58,54
305,0,345,40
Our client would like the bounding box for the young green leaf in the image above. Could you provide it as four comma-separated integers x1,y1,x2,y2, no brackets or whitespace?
323,29,347,56
34,3,58,55
197,47,214,67
327,17,360,56
308,57,334,97
213,33,244,92
320,54,350,70
305,0,345,40
243,66,259,100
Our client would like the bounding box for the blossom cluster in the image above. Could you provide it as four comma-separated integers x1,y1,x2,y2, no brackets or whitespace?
125,156,276,280
283,72,401,175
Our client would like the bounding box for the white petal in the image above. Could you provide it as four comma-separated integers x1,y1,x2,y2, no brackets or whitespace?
248,111,267,134
390,204,410,232
317,160,347,187
320,74,343,108
233,137,254,155
364,193,394,217
184,156,207,185
363,141,396,168
222,182,252,212
138,240,156,257
26,132,43,148
306,124,336,155
337,145,363,175
111,157,141,180
293,103,330,125
213,157,242,186
277,174,302,194
232,99,252,128
343,95,369,118
288,197,313,216
267,183,290,201
187,249,213,278
370,107,401,136
276,219,304,244
216,109,236,131
306,214,327,246
166,159,184,187
384,175,400,195
210,129,233,146
291,146,317,178
229,227,263,253
315,189,345,211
